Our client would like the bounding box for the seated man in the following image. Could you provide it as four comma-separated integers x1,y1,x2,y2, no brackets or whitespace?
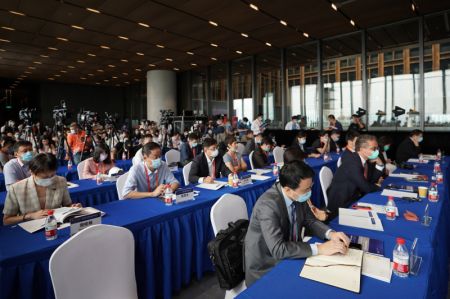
122,142,179,199
244,160,350,286
132,134,153,166
252,137,274,169
311,131,330,155
327,134,384,218
179,133,202,166
243,130,261,155
3,140,33,191
3,153,80,225
396,129,422,164
188,138,230,184
340,130,360,163
0,136,15,171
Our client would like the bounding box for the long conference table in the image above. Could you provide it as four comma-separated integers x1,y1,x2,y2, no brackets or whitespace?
237,158,450,299
0,154,339,299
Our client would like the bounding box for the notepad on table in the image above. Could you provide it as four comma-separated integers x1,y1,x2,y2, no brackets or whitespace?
66,182,79,189
407,158,429,163
196,181,227,190
339,208,384,231
381,189,418,199
250,174,271,181
362,253,392,283
248,169,272,175
355,202,399,217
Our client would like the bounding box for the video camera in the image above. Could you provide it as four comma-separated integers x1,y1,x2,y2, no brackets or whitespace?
19,107,36,127
160,109,175,126
53,100,67,123
104,112,118,126
77,109,98,132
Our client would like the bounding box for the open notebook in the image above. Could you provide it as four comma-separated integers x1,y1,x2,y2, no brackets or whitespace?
19,207,104,233
196,181,227,190
300,248,363,293
339,208,384,231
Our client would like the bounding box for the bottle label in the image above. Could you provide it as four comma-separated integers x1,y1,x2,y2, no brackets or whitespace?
386,207,396,218
429,191,438,202
393,257,409,273
165,194,173,204
45,227,57,238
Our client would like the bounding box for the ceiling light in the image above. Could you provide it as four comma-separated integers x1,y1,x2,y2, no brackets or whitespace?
9,11,25,16
0,39,11,43
54,74,61,77
104,79,109,82
236,50,242,54
186,51,194,55
108,64,115,67
148,64,155,67
173,68,179,71
87,53,96,57
80,77,87,80
210,43,218,47
136,52,144,56
0,49,5,52
86,8,100,14
265,42,272,47
33,61,42,64
138,22,150,28
135,68,142,71
1,26,15,31
211,57,217,61
17,78,24,80
57,37,68,42
77,60,85,63
24,71,31,74
331,3,338,11
28,66,36,69
124,81,130,84
280,20,288,26
100,45,110,49
40,54,49,58
350,19,355,26
249,4,259,11
156,44,164,48
191,63,197,66
122,73,128,75
97,69,104,72
209,21,218,26
118,36,129,40
303,32,309,38
48,47,58,51
121,59,128,62
241,33,248,38
71,25,84,30
165,58,173,62
134,78,140,81
112,76,118,79
60,70,67,73
67,65,75,68
411,3,416,11
95,82,100,85
87,73,94,76
48,78,55,80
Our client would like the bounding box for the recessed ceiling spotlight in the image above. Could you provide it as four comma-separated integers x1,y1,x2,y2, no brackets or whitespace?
280,20,288,26
86,8,100,14
249,4,259,11
241,33,249,38
331,3,338,11
209,21,218,26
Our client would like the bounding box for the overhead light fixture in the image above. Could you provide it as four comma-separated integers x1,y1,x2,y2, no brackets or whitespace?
236,50,243,54
136,52,144,56
0,49,6,52
411,2,417,12
71,25,84,30
122,72,128,75
67,65,75,69
48,78,55,80
1,26,15,31
121,59,128,62
0,39,11,43
210,43,218,47
77,60,85,63
148,63,156,67
112,76,118,79
249,4,259,11
280,20,288,26
9,10,25,16
28,66,36,69
60,70,67,73
350,19,356,26
165,58,173,61
87,53,96,56
108,64,115,67
331,3,338,11
156,44,165,48
133,78,140,81
97,69,104,72
209,21,218,26
54,74,61,77
40,54,49,58
135,68,142,71
118,36,129,40
87,73,94,76
95,82,101,85
241,33,249,38
80,77,87,80
104,79,109,82
173,68,180,71
57,37,68,42
265,42,272,47
138,22,150,28
303,32,309,38
100,45,110,49
48,47,58,51
86,8,100,14
191,63,197,66
24,71,31,74
33,61,42,64
211,57,217,61
186,51,194,55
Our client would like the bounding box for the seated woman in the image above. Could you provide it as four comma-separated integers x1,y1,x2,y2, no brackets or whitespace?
311,131,330,155
378,136,396,175
82,144,115,179
3,153,80,225
291,131,320,158
223,135,247,174
38,135,57,155
252,137,274,169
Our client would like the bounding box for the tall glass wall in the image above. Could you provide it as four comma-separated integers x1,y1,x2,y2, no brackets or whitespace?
232,58,253,121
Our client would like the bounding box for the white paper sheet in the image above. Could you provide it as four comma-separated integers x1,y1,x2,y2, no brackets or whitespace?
381,189,418,198
250,175,271,181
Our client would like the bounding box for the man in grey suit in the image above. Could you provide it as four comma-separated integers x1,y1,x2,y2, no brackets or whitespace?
244,160,350,286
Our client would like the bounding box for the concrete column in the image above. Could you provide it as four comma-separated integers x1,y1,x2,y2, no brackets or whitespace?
146,70,176,123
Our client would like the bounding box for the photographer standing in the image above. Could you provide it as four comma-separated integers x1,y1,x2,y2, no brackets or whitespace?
66,122,92,164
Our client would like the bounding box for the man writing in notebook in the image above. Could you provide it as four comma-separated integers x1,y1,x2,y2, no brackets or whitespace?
244,161,350,286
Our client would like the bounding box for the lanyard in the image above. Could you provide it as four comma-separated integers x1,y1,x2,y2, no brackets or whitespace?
230,152,239,165
144,164,159,192
95,163,103,174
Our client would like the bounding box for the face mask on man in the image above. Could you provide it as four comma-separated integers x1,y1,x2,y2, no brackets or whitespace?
368,149,379,160
294,190,311,203
21,151,34,162
210,149,219,158
151,158,161,169
299,138,306,145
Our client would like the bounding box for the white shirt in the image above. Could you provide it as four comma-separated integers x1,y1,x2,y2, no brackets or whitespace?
359,154,384,173
198,154,215,183
285,121,299,130
251,119,263,134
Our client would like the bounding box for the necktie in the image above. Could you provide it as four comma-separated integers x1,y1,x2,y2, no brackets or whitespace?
290,202,298,242
363,162,368,179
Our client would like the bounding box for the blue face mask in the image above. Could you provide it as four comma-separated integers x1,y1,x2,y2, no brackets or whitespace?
21,151,34,162
383,145,390,151
368,149,379,160
418,136,423,143
191,142,198,148
296,190,311,203
151,158,161,169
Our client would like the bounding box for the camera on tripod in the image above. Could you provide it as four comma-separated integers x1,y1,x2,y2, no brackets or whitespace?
53,100,67,124
160,110,175,126
104,112,118,126
19,108,36,125
77,109,98,132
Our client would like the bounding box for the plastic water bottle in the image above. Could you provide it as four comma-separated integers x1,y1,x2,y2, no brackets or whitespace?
336,146,340,154
385,196,396,220
433,161,441,174
96,171,103,185
272,164,279,176
393,238,409,278
232,172,239,188
122,151,127,160
428,182,438,202
436,171,444,184
228,173,234,186
418,153,424,163
437,149,442,161
67,159,72,170
45,210,58,241
323,152,330,161
164,185,173,206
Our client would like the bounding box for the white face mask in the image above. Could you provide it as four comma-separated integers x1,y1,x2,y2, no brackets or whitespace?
70,129,76,134
34,176,54,187
210,149,219,158
100,153,108,162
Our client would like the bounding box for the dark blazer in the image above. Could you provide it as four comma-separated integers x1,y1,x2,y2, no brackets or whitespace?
396,138,420,163
243,139,255,155
188,153,230,184
252,147,270,169
327,151,382,219
245,183,330,286
179,142,202,166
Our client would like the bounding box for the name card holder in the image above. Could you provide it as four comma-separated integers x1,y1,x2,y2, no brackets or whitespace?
70,212,102,236
175,188,195,204
240,174,253,186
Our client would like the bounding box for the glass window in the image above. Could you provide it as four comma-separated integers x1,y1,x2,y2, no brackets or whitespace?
232,58,253,121
210,63,228,116
366,19,420,130
287,43,320,129
191,69,206,115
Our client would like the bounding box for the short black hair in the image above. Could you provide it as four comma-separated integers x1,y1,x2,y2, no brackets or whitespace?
355,134,377,151
224,135,236,146
256,113,263,117
328,114,336,120
330,129,340,136
1,136,15,148
203,137,217,148
13,140,32,153
410,129,423,137
142,142,161,156
261,136,274,146
283,147,307,163
318,130,329,137
246,129,253,136
188,133,199,141
243,117,248,122
29,153,58,174
296,130,307,138
93,144,112,164
279,160,314,189
345,130,360,142
378,136,393,148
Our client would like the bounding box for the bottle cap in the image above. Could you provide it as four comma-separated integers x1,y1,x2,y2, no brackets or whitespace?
396,237,405,245
388,196,394,201
47,209,54,216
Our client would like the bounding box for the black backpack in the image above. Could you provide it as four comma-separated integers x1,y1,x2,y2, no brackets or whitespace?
207,219,249,290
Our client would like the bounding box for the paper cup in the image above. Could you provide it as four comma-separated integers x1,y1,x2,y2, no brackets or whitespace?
418,186,428,198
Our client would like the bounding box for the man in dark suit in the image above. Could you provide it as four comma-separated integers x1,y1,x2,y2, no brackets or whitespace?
340,130,360,163
244,161,350,286
179,133,202,166
188,138,230,184
251,137,274,169
396,130,422,163
243,131,262,155
327,134,384,219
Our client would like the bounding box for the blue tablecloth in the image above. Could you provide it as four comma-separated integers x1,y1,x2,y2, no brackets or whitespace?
0,173,5,192
56,159,133,181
